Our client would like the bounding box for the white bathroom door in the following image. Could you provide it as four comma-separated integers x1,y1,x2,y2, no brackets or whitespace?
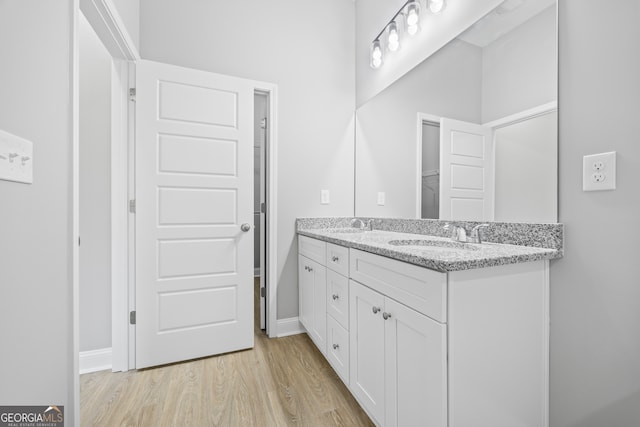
439,118,494,221
135,60,254,369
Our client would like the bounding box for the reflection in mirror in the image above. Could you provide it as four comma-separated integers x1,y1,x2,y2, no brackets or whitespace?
355,0,557,223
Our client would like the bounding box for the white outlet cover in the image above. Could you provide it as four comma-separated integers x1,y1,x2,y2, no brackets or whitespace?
583,151,616,191
0,129,33,184
321,189,330,204
377,191,385,206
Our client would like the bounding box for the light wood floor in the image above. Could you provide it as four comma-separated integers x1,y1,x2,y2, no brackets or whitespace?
80,279,373,427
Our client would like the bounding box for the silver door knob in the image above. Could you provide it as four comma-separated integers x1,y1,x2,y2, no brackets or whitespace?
372,306,381,314
241,223,251,232
382,312,392,320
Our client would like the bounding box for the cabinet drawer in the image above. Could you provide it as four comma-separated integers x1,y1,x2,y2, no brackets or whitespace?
327,269,349,330
327,315,350,386
298,235,326,265
326,242,349,276
349,249,447,323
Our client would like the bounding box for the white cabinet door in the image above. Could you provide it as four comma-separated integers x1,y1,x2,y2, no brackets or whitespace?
350,280,386,424
384,298,447,427
298,254,327,355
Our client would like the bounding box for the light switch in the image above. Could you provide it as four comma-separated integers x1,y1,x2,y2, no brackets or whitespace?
377,192,385,206
321,189,330,204
0,129,33,184
583,152,616,191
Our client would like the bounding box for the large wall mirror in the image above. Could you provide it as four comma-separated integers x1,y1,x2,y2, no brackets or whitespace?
355,0,557,223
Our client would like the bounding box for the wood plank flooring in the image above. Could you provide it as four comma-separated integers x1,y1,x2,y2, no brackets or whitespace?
80,279,373,427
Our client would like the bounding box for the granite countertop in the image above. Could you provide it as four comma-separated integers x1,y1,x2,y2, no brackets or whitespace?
297,226,562,273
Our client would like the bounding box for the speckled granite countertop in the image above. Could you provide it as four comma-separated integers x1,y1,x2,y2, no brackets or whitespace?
297,218,563,273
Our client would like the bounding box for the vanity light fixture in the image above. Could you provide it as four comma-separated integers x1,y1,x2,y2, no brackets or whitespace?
369,0,447,69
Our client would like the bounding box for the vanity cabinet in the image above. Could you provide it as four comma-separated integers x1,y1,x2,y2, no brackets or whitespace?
298,235,549,427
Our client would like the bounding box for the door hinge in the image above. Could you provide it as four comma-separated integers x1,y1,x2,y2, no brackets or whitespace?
129,88,136,102
130,311,136,325
260,202,266,214
260,117,267,130
129,199,136,213
260,287,266,298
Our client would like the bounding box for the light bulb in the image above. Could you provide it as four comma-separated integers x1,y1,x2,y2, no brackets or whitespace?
387,21,400,52
407,9,419,26
405,1,421,35
429,0,446,14
370,40,383,68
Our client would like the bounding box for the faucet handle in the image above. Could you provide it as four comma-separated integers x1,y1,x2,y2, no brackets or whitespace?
444,222,468,242
350,218,366,229
470,223,490,243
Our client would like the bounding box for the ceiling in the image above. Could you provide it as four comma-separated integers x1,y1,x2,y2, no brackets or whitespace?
457,0,556,47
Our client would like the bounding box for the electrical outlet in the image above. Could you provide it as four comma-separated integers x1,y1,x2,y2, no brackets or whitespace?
583,152,616,191
377,192,385,206
321,189,330,204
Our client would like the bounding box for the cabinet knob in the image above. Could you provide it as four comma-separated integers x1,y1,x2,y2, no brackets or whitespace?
332,256,339,262
332,294,339,300
240,223,251,232
382,312,392,320
372,306,381,314
333,344,340,350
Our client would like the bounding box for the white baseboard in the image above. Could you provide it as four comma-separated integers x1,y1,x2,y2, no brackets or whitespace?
79,347,112,374
276,317,305,338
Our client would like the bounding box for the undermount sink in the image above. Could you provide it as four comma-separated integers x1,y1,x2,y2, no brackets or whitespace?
325,228,366,234
387,239,480,251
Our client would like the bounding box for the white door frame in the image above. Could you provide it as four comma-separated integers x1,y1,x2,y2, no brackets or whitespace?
79,0,139,373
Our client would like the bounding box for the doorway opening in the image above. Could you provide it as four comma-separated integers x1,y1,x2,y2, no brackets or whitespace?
254,91,269,331
420,120,440,220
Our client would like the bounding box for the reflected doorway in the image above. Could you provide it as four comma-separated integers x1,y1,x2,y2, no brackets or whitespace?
421,120,440,219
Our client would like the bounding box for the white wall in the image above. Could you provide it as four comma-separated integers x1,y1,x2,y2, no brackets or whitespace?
482,5,557,123
0,0,75,421
355,40,481,217
494,111,557,223
111,0,139,51
79,13,112,352
355,0,503,106
551,1,640,425
139,0,355,320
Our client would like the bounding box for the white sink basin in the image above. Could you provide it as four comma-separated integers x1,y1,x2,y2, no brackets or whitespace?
325,228,366,234
387,239,480,251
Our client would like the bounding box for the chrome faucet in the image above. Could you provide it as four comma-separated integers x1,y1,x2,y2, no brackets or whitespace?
350,218,375,231
444,222,489,244
350,218,366,229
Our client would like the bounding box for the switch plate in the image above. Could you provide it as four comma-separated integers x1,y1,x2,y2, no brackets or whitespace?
0,129,33,184
583,151,616,191
377,192,385,206
321,189,330,204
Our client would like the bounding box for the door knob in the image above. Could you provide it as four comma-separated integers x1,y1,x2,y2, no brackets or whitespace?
241,223,251,232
